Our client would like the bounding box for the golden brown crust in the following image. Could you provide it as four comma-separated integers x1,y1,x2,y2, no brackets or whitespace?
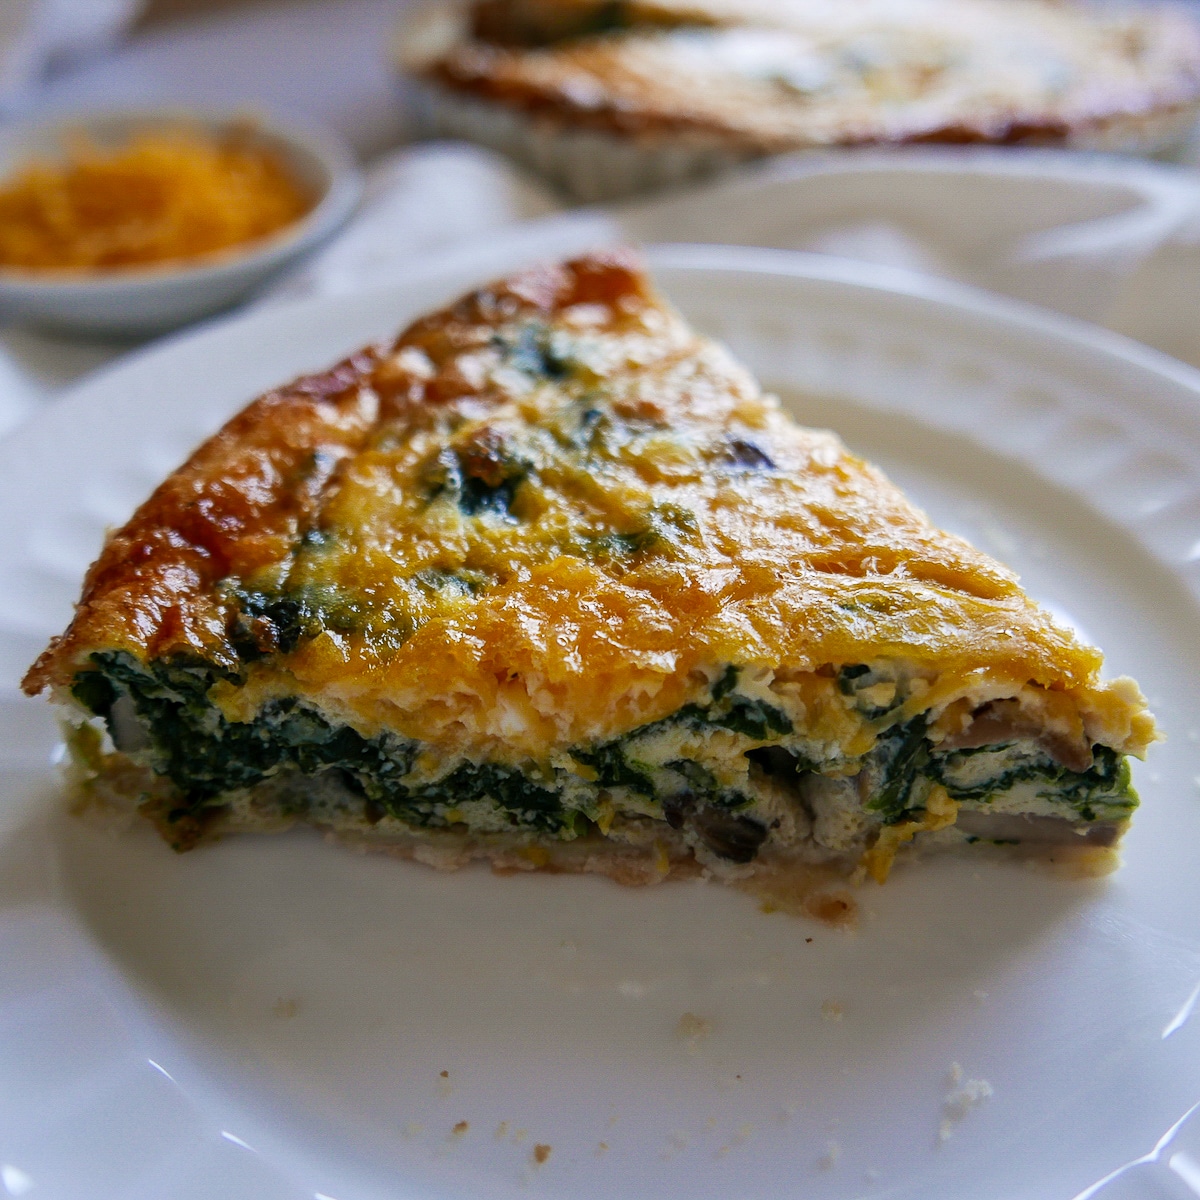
23,352,386,693
24,253,653,697
411,0,1200,154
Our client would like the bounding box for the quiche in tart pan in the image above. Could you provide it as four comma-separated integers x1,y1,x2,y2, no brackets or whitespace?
396,0,1200,200
23,252,1157,899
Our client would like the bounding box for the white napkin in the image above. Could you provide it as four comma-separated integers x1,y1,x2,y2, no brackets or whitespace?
0,0,143,115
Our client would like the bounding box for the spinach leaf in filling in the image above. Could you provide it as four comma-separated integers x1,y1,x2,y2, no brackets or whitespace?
931,741,1136,822
70,652,1137,857
571,666,792,797
77,652,417,817
868,716,933,824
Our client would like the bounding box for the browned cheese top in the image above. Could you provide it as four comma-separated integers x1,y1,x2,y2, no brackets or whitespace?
27,251,1133,759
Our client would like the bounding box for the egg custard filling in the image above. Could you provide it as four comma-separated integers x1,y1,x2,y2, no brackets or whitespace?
25,251,1155,887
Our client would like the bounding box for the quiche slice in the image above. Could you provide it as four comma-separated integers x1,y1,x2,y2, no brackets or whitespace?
24,251,1156,892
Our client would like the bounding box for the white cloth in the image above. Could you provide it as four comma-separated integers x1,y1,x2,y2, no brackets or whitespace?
5,140,1200,440
0,0,142,115
267,142,1200,368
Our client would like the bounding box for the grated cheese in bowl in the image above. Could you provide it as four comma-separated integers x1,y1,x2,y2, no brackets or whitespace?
0,127,314,274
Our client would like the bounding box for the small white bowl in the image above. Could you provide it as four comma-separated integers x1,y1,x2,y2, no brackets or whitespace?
0,108,362,336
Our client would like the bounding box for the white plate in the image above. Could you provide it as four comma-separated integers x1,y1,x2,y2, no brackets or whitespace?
3,245,1200,1200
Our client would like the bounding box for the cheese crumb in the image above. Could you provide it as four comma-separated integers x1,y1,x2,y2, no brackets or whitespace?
862,786,958,883
939,1064,994,1142
821,999,844,1022
451,1121,469,1137
519,845,550,868
532,1144,552,1166
676,1011,713,1051
495,1121,509,1140
653,839,671,876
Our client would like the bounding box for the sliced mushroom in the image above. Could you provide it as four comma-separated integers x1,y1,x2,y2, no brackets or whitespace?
955,808,1122,847
939,699,1093,773
661,792,768,863
693,807,769,863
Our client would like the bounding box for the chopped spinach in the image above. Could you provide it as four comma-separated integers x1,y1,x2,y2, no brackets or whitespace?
496,322,571,380
425,442,530,520
711,665,739,702
867,716,931,823
703,666,792,739
570,667,791,804
77,652,417,817
836,662,900,719
711,693,792,741
70,669,117,721
230,591,316,657
407,761,571,833
583,502,701,561
572,740,655,796
931,741,1136,822
229,584,414,659
76,653,602,837
836,664,872,695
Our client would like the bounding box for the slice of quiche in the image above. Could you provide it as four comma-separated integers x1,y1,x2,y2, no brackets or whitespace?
24,251,1156,891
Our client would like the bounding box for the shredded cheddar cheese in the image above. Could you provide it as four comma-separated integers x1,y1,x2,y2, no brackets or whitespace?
0,128,313,272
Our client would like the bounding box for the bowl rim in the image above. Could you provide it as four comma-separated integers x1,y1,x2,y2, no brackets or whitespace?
0,105,363,293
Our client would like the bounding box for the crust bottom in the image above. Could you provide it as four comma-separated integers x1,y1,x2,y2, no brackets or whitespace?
68,750,1121,927
71,752,863,922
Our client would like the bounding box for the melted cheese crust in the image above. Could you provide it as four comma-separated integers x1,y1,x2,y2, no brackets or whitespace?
418,0,1200,151
25,251,1151,768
